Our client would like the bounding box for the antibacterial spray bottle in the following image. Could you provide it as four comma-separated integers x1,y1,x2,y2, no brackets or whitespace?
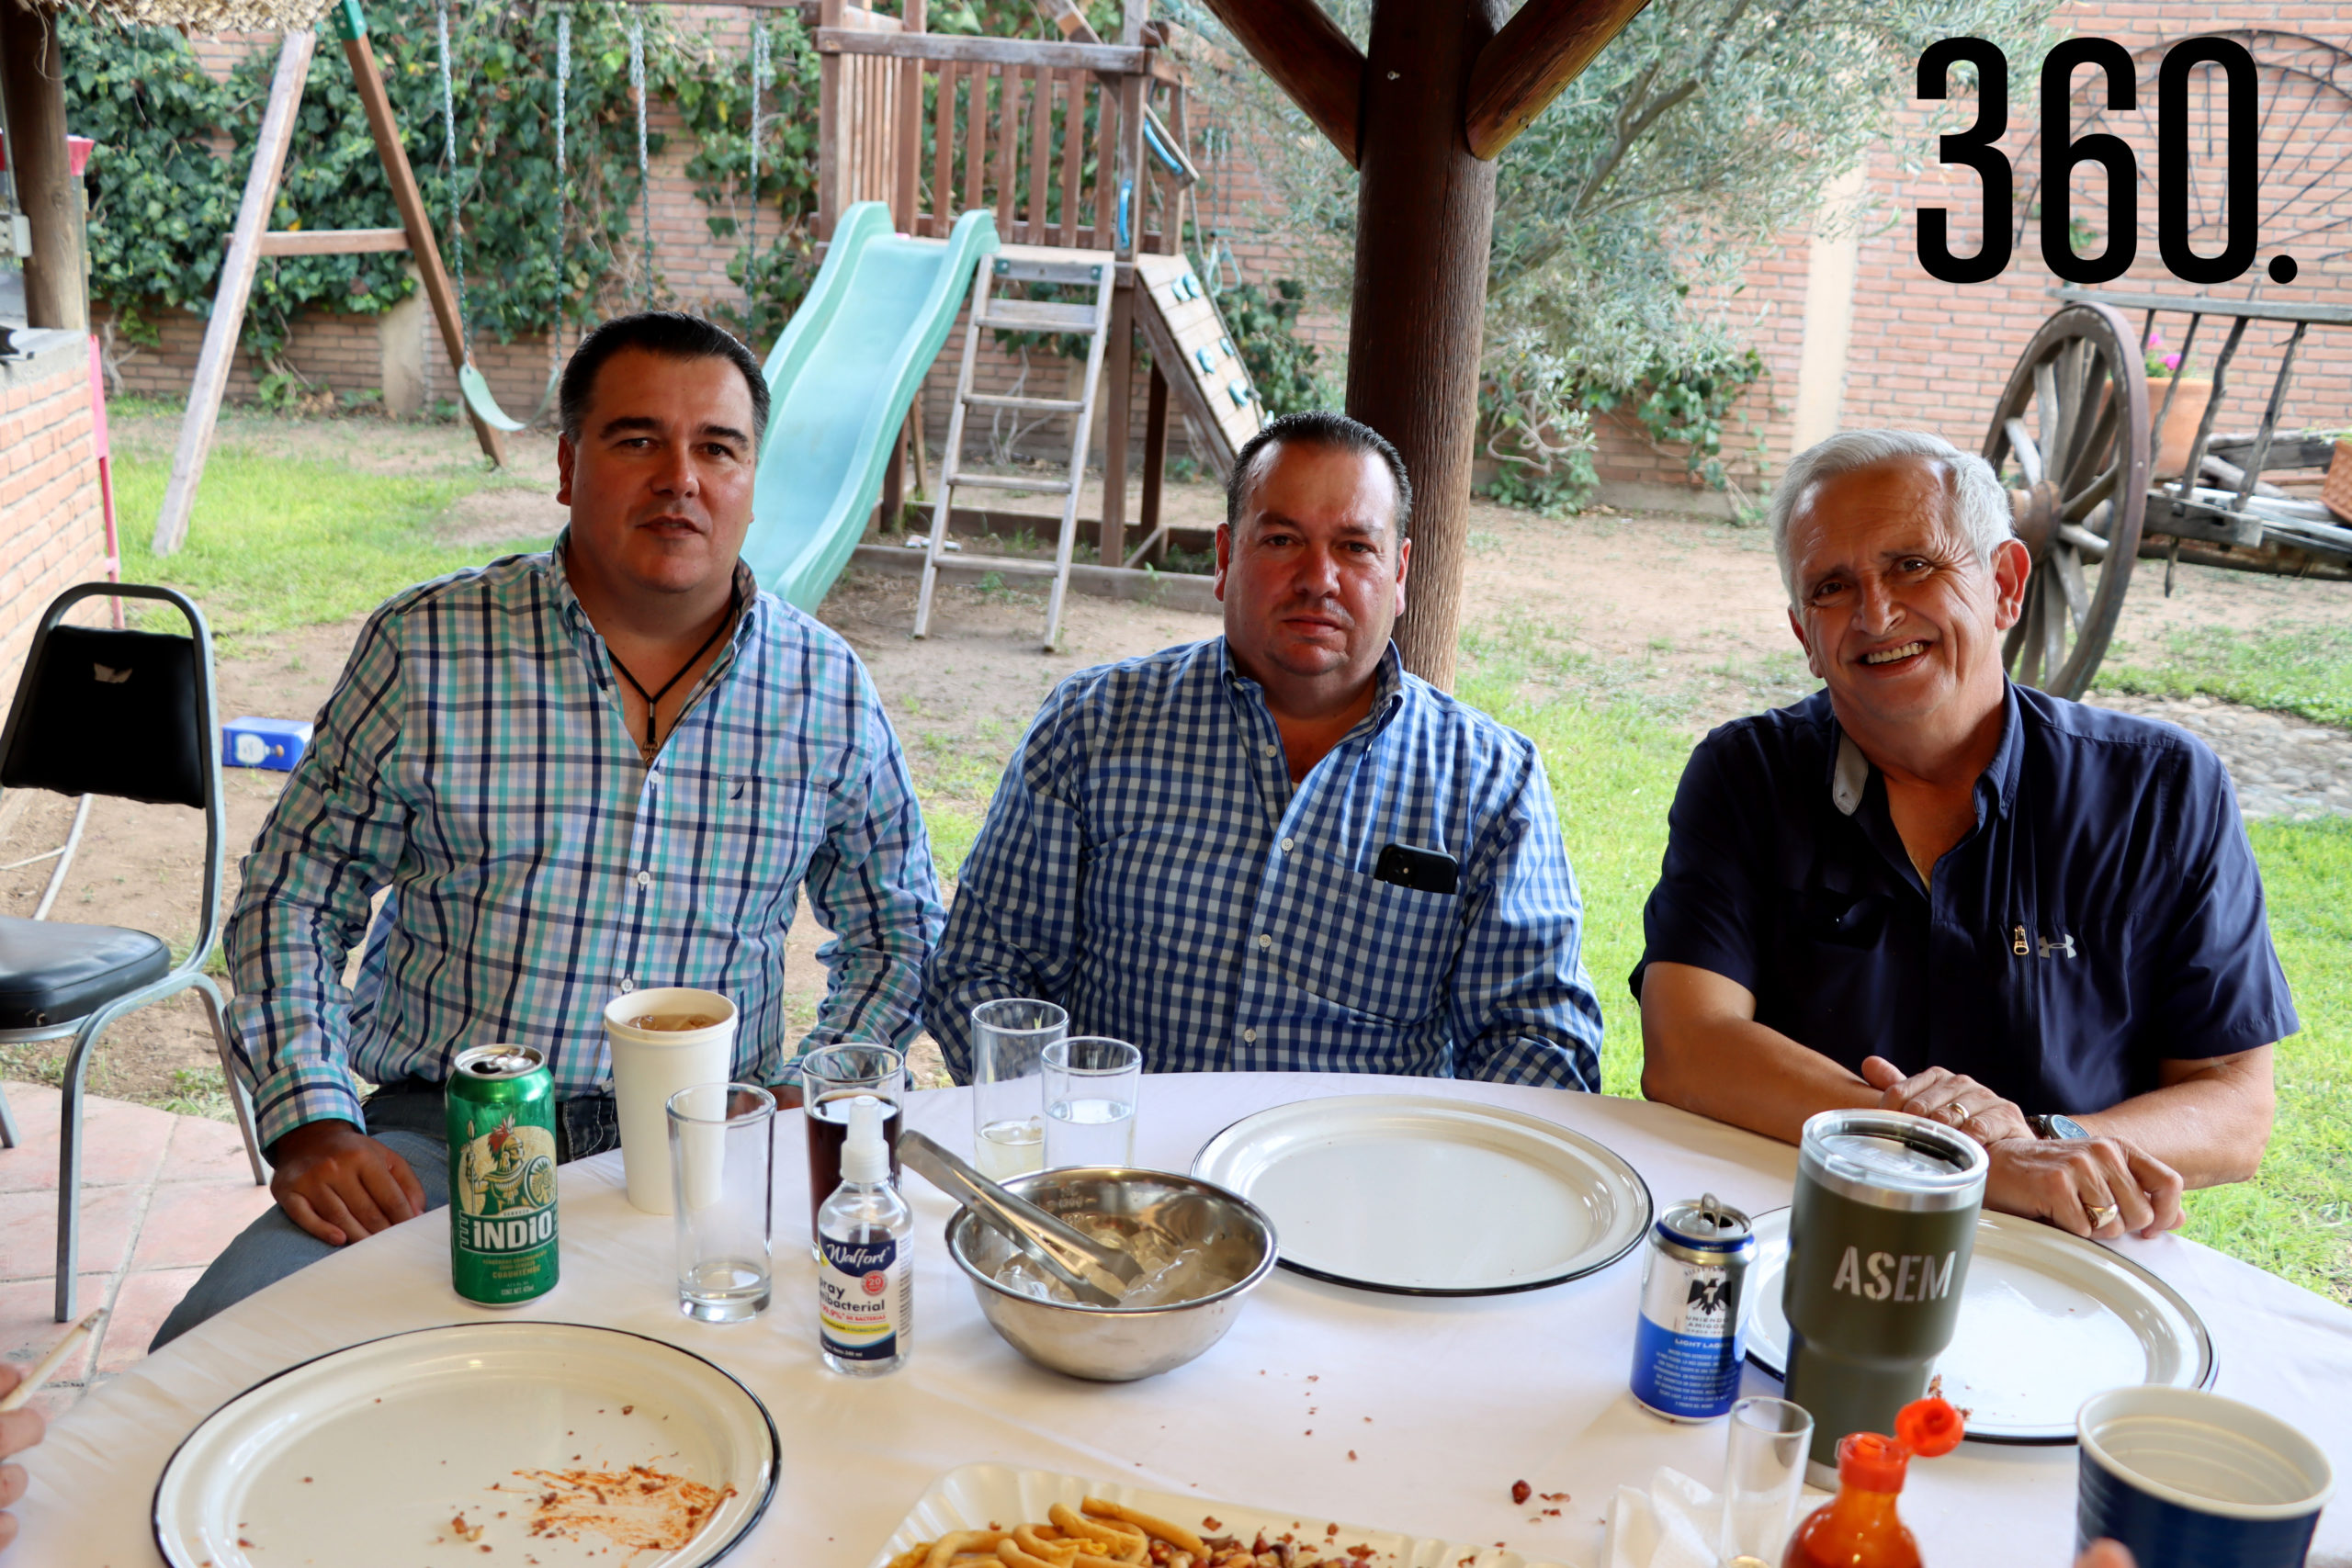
817,1094,912,1375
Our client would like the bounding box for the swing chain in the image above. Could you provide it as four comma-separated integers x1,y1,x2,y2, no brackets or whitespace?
435,0,469,362
748,18,769,323
555,8,571,361
629,19,651,313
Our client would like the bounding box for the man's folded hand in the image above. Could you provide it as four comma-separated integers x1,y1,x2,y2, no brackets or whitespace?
1983,1134,2184,1241
1861,1056,2035,1147
268,1120,428,1247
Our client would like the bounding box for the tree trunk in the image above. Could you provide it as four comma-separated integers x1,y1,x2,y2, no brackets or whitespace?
1347,0,1503,692
0,1,89,331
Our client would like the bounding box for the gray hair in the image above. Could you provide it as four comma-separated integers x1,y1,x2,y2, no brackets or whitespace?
1770,429,2013,606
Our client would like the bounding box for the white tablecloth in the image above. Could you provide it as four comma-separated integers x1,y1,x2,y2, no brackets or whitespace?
24,1074,2352,1566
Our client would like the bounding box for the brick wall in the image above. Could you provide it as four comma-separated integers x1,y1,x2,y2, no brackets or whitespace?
1773,1,2352,468
0,332,114,694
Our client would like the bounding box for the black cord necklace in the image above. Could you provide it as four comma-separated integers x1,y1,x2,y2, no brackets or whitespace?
607,582,741,759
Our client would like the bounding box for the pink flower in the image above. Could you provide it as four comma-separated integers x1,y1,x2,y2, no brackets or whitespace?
2164,352,2181,371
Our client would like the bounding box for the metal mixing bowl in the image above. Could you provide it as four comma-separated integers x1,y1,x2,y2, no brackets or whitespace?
945,1167,1278,1382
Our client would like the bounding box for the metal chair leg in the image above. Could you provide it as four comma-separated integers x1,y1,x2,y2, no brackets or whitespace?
0,1079,17,1148
54,1014,107,1323
192,975,268,1186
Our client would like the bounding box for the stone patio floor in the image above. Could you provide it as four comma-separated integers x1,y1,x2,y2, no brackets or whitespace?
0,1079,272,1422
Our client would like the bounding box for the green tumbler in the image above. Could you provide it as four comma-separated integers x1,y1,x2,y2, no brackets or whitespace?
1781,1109,1988,1483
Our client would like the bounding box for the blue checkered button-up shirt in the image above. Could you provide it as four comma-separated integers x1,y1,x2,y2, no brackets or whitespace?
228,541,944,1147
924,637,1602,1089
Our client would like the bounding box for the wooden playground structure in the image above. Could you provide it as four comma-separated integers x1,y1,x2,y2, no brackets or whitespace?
813,0,1264,583
2,0,1662,682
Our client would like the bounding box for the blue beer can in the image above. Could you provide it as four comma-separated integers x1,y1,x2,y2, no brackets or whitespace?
1630,1193,1756,1421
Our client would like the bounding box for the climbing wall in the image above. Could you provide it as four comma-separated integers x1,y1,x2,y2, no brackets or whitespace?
1131,252,1264,476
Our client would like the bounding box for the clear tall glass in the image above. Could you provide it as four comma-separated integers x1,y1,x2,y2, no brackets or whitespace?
1042,1036,1141,1169
665,1082,775,1323
969,998,1066,1179
801,1044,905,1258
1719,1395,1815,1564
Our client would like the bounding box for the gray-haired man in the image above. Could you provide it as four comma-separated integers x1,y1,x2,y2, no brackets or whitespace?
1633,429,2292,1241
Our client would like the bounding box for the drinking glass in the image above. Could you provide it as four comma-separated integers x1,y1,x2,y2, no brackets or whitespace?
1042,1036,1141,1169
801,1043,905,1258
969,998,1067,1179
1718,1395,1815,1564
665,1082,775,1323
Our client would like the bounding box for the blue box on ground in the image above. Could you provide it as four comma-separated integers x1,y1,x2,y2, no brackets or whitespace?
223,716,313,772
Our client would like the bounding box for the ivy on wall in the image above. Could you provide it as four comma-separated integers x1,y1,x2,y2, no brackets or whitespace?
61,1,822,381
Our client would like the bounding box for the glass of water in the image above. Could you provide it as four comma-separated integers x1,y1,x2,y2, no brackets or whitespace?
1042,1036,1141,1169
665,1082,775,1323
970,998,1066,1179
1718,1395,1815,1564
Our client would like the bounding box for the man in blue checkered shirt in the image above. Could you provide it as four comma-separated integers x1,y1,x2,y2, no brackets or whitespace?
924,412,1602,1091
158,313,941,1345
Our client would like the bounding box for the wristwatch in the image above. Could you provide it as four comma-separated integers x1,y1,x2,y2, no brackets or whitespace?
2030,1112,2091,1140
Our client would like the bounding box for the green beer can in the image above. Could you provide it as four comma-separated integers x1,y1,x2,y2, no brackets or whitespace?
447,1043,560,1307
1781,1109,1987,1483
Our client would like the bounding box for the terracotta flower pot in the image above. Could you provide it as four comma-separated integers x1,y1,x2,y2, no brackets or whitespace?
2149,376,2214,479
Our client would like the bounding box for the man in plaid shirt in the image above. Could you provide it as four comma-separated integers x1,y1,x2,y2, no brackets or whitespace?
158,313,941,1344
924,412,1602,1091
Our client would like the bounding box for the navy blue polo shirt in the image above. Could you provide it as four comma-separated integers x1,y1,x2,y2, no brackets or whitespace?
1631,683,2297,1115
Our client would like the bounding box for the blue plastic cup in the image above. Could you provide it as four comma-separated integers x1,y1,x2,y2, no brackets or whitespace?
2077,1387,2335,1568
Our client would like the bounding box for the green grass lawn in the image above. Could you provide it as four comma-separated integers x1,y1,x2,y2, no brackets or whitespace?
111,437,549,643
2098,620,2352,729
81,422,2352,1304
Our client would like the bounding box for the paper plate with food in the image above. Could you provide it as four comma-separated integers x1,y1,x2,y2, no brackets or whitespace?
870,1463,1566,1568
152,1321,777,1567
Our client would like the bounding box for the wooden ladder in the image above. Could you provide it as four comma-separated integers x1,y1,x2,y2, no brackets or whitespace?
914,244,1116,651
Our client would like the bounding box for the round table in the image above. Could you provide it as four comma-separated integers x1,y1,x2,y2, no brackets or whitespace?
24,1074,2352,1566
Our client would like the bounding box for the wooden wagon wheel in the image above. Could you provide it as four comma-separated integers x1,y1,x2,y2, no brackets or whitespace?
1982,302,2151,700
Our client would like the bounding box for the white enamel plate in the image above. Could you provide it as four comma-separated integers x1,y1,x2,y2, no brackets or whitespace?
1744,1208,2216,1443
1191,1094,1652,1295
868,1462,1566,1568
153,1322,778,1568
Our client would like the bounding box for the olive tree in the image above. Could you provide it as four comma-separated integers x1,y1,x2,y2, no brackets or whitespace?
1173,0,2056,509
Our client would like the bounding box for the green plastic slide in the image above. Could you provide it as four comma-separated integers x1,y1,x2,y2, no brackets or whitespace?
745,202,1000,611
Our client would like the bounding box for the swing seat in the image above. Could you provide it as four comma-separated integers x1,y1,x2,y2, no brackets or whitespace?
458,362,560,434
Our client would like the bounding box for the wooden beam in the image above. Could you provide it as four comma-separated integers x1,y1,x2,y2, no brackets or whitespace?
1464,0,1651,159
220,227,411,256
340,30,505,466
1193,0,1362,167
1349,0,1504,690
0,0,89,330
816,29,1147,73
152,31,315,558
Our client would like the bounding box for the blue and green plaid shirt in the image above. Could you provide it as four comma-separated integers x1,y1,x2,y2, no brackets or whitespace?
924,638,1603,1089
227,540,943,1147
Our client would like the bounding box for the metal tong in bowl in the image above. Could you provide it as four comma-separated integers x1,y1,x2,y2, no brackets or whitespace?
899,1131,1144,1307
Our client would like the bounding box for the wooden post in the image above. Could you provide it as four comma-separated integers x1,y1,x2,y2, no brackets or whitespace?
1347,0,1503,691
151,32,315,558
893,0,924,230
880,413,905,531
340,28,504,467
0,0,89,330
1098,12,1148,569
816,0,845,238
1099,278,1134,569
907,387,928,495
1138,360,1168,560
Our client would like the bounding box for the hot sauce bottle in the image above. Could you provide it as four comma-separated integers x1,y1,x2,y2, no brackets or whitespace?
1781,1398,1964,1568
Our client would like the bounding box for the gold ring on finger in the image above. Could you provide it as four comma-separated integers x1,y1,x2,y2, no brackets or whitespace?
2086,1203,2119,1229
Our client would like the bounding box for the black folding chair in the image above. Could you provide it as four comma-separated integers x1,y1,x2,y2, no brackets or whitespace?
0,583,267,1321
